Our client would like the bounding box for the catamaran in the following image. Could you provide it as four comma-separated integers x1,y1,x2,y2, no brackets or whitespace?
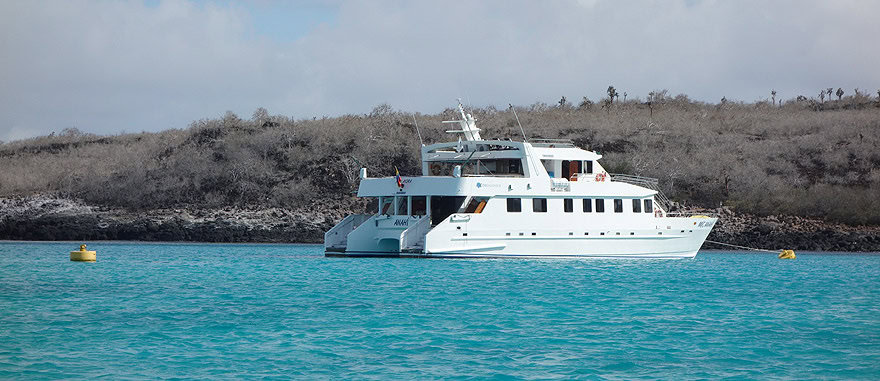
324,103,717,258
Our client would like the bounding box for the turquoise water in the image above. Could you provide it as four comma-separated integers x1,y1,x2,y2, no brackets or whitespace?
1,242,878,379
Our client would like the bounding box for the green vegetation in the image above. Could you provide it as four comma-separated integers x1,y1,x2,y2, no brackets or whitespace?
2,91,879,225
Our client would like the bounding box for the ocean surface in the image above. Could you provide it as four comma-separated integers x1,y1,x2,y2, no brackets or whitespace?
1,242,878,379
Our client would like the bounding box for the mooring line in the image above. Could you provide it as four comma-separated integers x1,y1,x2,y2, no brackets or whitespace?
704,240,777,253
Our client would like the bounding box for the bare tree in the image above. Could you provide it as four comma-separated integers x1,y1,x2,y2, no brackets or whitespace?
771,90,777,105
607,86,618,104
827,88,834,100
623,92,628,102
557,96,568,108
819,90,825,103
578,96,593,109
836,88,844,100
252,107,269,127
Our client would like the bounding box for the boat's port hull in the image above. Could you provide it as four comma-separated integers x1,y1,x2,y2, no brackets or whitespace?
325,250,699,259
326,215,716,259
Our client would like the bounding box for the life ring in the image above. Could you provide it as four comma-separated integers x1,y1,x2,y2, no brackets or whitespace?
430,163,443,176
654,209,662,218
595,173,606,182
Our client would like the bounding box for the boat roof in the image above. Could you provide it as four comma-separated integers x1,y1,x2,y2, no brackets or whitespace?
422,139,602,162
530,146,602,161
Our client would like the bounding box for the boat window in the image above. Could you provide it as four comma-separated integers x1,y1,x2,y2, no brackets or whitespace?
508,160,521,175
595,199,605,213
433,159,524,177
541,160,555,177
380,198,394,215
396,197,408,215
584,160,593,174
463,197,490,213
583,198,592,212
644,199,653,213
564,198,573,213
411,196,427,216
507,198,522,213
533,198,548,213
632,199,642,213
614,199,623,213
430,196,466,225
366,198,379,214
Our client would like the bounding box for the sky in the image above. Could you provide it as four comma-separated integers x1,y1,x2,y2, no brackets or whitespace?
1,0,878,141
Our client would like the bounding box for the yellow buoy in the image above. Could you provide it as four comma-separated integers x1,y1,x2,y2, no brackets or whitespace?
70,244,96,262
778,249,796,259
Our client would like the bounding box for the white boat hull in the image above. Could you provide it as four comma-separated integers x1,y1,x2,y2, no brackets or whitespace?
327,215,716,259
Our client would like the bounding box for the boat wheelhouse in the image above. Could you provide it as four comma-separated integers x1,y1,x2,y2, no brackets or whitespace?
324,103,717,258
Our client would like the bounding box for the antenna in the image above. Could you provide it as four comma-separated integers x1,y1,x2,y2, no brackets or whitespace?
412,114,424,146
442,99,482,141
509,103,527,141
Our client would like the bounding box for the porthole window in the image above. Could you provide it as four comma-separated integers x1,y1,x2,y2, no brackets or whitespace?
632,199,642,213
564,198,573,213
614,199,623,213
583,198,592,212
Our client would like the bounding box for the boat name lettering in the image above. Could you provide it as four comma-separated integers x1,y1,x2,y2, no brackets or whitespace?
476,182,504,188
393,219,409,226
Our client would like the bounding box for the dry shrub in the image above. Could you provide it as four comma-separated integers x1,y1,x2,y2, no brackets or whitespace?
1,97,878,224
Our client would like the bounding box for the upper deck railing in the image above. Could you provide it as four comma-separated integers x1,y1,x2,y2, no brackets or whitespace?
528,138,576,148
609,173,672,211
665,211,719,218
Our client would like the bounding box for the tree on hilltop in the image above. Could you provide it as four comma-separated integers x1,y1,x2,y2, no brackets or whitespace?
252,107,269,127
836,88,844,100
607,86,618,104
558,96,569,108
578,96,593,109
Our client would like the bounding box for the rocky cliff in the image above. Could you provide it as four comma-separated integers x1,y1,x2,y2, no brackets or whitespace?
3,195,878,252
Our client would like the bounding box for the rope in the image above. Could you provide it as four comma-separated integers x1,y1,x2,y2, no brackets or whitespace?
704,240,778,253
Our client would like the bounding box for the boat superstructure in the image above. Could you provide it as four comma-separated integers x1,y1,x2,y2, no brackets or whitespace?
324,103,717,258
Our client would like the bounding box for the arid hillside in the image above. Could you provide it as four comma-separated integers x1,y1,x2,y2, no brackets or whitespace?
2,93,879,226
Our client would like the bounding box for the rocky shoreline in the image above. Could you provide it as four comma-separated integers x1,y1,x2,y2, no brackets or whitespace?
2,196,879,252
705,208,880,252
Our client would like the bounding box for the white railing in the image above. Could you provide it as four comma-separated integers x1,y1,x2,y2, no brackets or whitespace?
324,214,370,249
609,173,672,211
529,138,576,147
664,211,719,218
399,216,432,252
